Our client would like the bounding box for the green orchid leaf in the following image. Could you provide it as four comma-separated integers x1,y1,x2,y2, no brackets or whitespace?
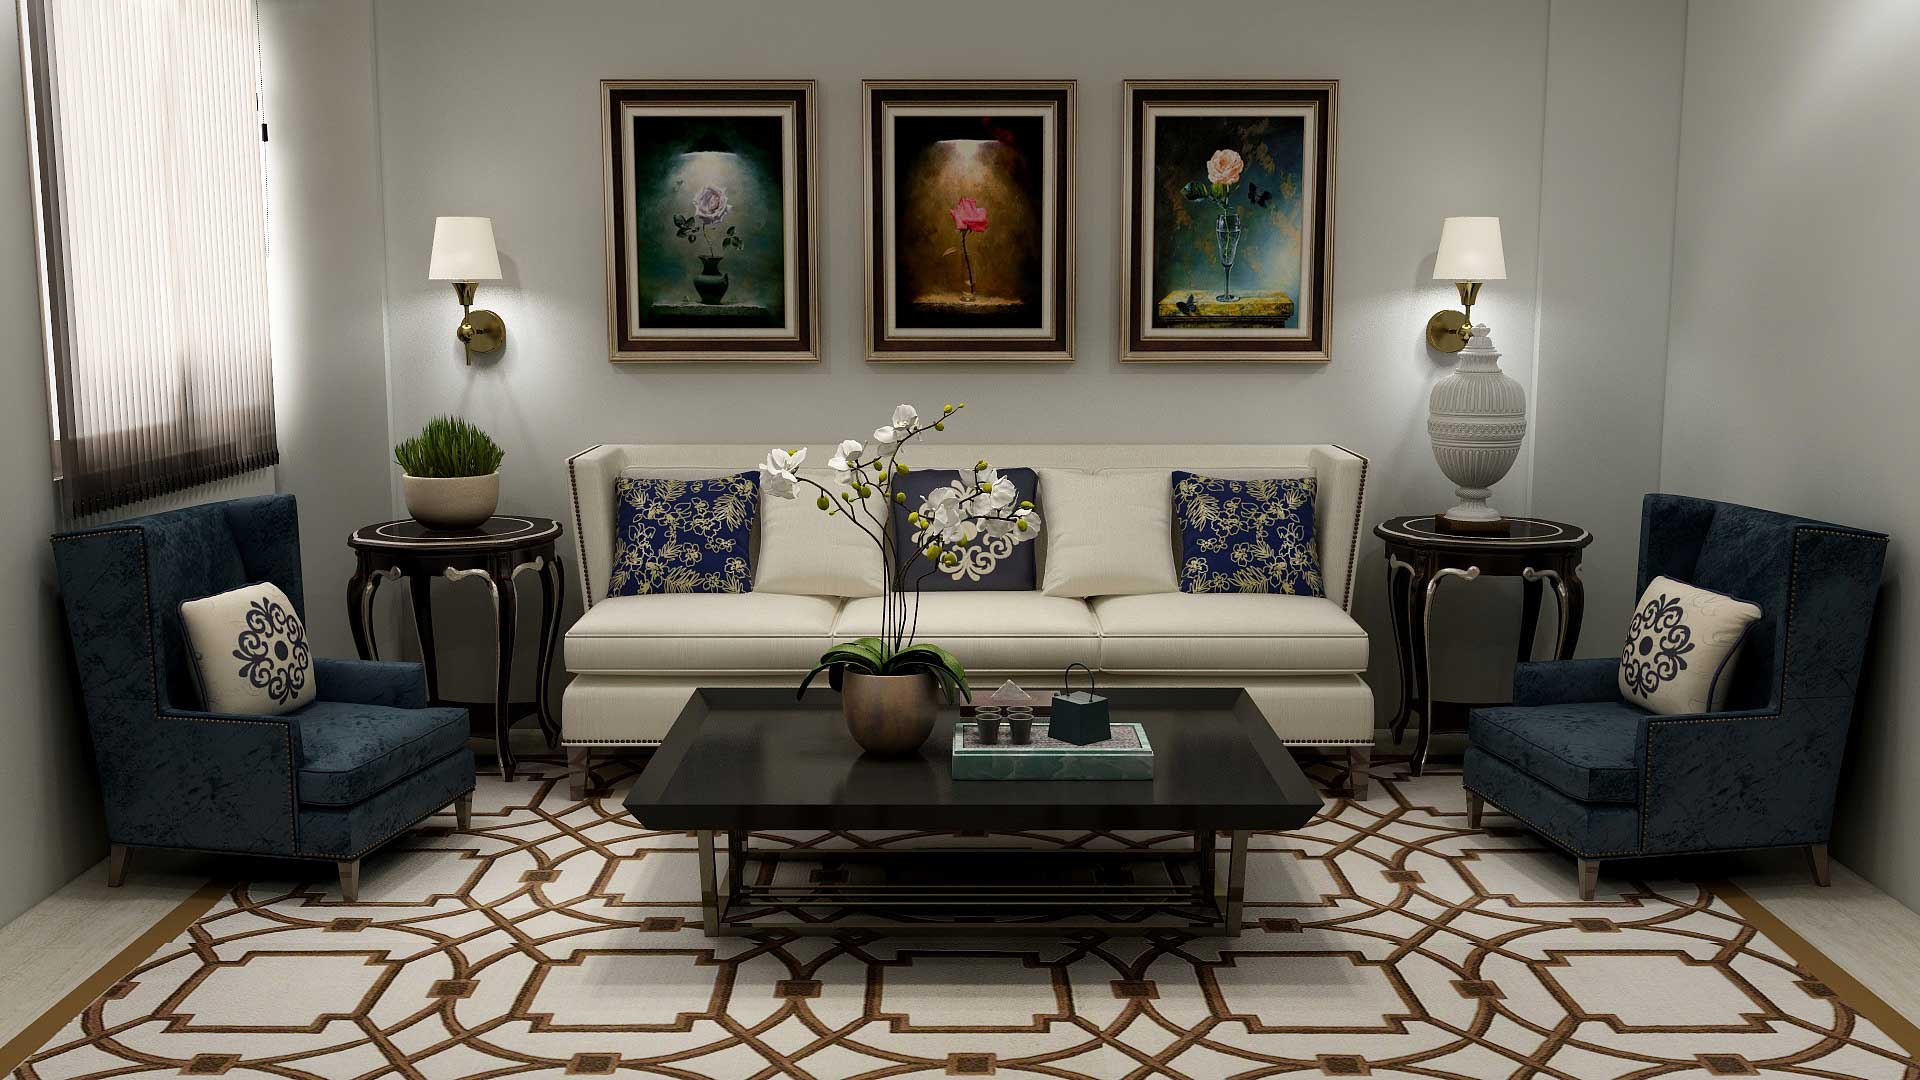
820,640,886,672
890,643,971,702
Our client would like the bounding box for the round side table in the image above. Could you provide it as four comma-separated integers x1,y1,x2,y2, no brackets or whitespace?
348,515,565,781
1374,515,1592,777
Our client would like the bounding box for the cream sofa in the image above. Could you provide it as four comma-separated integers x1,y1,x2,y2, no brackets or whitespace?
562,443,1373,798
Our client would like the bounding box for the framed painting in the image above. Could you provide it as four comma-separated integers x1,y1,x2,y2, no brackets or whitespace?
601,80,818,362
864,80,1074,362
1121,80,1337,362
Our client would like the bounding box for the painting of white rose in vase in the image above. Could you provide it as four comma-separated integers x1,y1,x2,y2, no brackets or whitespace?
1122,80,1338,362
864,81,1075,362
601,80,818,361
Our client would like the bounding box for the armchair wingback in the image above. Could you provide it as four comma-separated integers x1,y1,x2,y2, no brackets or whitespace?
52,494,476,899
1464,494,1888,898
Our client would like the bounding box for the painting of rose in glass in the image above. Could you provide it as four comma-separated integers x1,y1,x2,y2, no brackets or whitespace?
864,81,1074,362
601,81,817,361
1122,81,1337,362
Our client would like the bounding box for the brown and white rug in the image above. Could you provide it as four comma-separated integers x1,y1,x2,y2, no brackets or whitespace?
12,755,1918,1079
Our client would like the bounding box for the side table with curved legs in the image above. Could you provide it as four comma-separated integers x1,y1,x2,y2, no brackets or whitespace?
348,516,566,782
1375,516,1592,776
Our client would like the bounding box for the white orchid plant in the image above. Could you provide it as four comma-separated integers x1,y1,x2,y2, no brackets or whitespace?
758,403,1041,703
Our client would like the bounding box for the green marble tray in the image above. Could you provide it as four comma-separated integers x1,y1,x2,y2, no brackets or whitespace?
950,722,1155,781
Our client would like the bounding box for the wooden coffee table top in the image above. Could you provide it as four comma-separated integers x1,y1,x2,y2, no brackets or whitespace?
625,688,1323,833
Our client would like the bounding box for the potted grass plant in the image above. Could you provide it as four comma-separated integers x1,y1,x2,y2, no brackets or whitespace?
757,403,1042,754
394,416,506,529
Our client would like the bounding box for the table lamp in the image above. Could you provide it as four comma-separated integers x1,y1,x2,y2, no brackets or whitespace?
429,216,505,364
1425,216,1525,532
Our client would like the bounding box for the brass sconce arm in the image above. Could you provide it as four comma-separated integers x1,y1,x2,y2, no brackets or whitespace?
1425,280,1483,353
451,281,506,365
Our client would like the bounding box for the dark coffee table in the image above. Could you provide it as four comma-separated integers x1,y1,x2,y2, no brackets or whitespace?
625,687,1323,937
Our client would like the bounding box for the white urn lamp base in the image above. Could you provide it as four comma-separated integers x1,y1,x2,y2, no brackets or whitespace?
1427,323,1526,536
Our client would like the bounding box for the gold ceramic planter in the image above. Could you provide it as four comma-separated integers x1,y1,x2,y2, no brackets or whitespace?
840,670,938,756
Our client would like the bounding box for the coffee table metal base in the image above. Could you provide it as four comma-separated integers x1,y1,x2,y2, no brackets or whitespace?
695,829,1249,937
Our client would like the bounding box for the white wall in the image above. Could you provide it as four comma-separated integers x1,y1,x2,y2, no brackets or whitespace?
1530,0,1686,652
1662,0,1920,908
357,0,1680,709
0,9,102,928
259,0,395,658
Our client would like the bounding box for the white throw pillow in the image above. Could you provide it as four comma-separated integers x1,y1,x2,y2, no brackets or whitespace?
179,582,316,715
1039,468,1178,597
1618,575,1761,715
754,468,885,598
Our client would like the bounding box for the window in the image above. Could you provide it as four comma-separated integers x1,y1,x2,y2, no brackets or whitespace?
19,0,278,516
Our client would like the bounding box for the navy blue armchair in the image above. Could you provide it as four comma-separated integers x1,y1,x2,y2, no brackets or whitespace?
1464,494,1887,899
52,494,475,900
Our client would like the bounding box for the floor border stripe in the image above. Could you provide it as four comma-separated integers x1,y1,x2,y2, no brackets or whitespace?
1710,878,1920,1058
0,879,225,1076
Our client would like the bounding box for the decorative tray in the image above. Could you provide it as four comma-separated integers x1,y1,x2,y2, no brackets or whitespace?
950,722,1154,781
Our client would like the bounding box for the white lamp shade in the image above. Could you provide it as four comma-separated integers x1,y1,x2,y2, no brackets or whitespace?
428,216,501,281
1432,216,1506,282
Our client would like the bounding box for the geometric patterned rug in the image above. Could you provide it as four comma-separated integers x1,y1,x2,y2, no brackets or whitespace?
13,755,1918,1079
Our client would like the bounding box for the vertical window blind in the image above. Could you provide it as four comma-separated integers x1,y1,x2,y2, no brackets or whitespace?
21,0,278,516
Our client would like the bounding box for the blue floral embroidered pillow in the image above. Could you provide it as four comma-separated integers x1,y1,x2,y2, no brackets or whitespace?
1172,472,1324,595
608,472,758,596
178,582,315,716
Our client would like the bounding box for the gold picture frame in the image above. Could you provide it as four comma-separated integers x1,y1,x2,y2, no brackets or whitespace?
601,79,820,362
1120,79,1338,363
863,79,1075,362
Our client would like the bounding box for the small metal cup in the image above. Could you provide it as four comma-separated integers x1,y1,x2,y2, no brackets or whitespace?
1006,706,1035,745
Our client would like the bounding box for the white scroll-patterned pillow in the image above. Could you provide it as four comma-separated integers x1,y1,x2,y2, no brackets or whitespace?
1618,575,1761,716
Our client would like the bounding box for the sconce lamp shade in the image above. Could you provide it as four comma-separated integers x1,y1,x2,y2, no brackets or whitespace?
428,216,502,281
1432,216,1506,282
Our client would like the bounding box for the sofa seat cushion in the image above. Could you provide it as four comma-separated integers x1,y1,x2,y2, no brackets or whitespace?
1468,701,1645,804
294,701,471,807
832,593,1097,673
1091,593,1367,673
567,593,841,673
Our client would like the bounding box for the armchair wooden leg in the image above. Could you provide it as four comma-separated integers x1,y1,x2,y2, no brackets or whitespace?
107,844,129,888
1347,747,1371,800
567,746,591,801
338,860,360,903
1577,858,1599,901
1807,843,1831,887
1466,791,1484,830
455,792,473,831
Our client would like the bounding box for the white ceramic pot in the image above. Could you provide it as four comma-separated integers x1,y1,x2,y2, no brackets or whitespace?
402,472,500,530
1428,325,1527,523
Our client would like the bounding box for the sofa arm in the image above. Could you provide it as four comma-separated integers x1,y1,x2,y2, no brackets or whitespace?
1513,658,1621,706
1638,705,1842,852
314,658,428,708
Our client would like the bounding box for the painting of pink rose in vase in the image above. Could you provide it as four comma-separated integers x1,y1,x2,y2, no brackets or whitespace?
865,81,1075,361
1122,81,1338,362
602,80,818,361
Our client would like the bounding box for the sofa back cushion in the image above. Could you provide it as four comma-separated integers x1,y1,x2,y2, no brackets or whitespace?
568,443,1368,611
1039,468,1177,597
755,468,885,597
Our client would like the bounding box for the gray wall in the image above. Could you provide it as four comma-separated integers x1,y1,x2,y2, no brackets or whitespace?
0,9,102,929
260,0,396,659
357,0,1682,707
1662,0,1920,908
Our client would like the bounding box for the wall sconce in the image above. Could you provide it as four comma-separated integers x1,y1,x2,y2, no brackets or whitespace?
1425,216,1506,353
428,216,505,364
